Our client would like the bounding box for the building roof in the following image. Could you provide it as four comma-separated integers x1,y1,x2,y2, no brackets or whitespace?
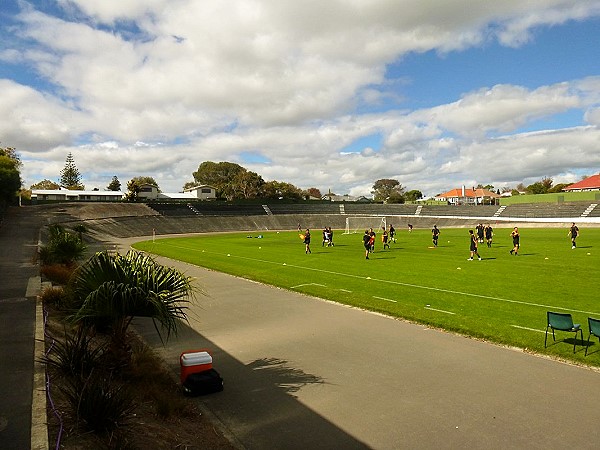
436,188,499,199
158,192,198,200
31,189,124,197
183,185,216,192
563,174,600,191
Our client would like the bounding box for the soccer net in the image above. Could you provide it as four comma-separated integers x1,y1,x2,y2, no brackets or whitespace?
344,216,387,234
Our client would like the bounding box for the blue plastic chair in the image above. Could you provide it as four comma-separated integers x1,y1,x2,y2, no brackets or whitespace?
584,317,600,356
545,312,583,353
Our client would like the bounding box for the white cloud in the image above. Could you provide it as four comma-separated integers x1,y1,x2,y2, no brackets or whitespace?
3,1,600,196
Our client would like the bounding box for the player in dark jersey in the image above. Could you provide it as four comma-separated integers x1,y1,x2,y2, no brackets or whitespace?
509,227,519,255
369,228,376,253
484,224,493,247
389,224,396,243
382,226,390,249
431,225,440,247
476,223,484,243
468,229,482,260
303,229,311,254
363,229,371,259
568,223,579,249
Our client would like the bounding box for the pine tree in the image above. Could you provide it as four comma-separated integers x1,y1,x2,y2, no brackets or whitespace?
107,175,121,191
60,152,84,189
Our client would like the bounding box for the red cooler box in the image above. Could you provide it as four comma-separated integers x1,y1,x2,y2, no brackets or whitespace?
180,350,213,383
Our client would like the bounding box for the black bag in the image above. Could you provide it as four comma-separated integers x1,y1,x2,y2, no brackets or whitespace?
182,369,224,396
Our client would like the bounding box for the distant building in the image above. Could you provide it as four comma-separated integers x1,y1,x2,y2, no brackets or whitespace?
435,186,500,205
31,184,217,202
31,188,124,202
563,174,600,192
183,185,217,200
137,184,217,200
322,194,370,202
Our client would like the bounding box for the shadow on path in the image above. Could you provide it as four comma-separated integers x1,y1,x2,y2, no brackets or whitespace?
134,318,369,450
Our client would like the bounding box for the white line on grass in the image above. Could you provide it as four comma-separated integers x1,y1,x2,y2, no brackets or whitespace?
291,283,326,289
373,296,397,303
159,243,600,317
511,325,545,334
424,307,455,315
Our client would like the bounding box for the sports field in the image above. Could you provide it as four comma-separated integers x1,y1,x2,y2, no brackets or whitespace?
132,226,600,365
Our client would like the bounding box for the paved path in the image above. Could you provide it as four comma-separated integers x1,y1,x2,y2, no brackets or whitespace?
0,207,45,450
121,237,600,450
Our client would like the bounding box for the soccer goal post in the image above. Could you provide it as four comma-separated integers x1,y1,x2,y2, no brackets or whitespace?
344,216,387,234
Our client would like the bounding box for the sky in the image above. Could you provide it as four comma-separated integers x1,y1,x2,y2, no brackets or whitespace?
1,0,600,197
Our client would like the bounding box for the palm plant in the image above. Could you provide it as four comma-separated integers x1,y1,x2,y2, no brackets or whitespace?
39,224,87,265
67,251,194,363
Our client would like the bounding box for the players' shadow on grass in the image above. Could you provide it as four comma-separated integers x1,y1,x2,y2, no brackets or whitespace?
368,255,395,260
247,357,325,395
576,245,592,249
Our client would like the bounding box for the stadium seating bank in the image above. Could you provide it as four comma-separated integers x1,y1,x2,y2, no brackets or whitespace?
31,200,600,241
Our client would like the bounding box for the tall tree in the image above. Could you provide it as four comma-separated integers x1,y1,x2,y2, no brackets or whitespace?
60,152,84,190
107,176,121,191
404,189,423,202
31,179,61,190
125,176,159,201
192,161,245,199
526,177,553,195
371,179,404,203
261,180,303,200
0,146,22,208
232,170,264,199
548,183,570,193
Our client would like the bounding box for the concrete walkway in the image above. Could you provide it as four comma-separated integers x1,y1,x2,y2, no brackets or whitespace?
124,238,600,450
0,207,46,450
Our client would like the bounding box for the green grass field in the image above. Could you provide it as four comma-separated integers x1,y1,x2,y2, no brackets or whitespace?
132,226,600,365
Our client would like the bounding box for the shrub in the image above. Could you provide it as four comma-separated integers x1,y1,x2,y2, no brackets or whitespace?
39,285,66,307
40,327,106,378
126,341,192,418
59,373,135,433
40,264,75,285
39,225,87,265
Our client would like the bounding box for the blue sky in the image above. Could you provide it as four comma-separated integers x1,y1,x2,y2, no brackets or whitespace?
1,1,600,196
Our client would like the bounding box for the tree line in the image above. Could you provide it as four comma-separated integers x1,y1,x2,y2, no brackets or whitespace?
0,146,593,208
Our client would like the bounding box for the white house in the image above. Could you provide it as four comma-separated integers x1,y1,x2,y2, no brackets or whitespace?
31,184,217,202
31,188,125,202
182,185,217,200
137,184,217,200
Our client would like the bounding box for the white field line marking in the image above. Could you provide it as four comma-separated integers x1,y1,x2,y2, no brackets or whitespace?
339,289,352,293
511,325,545,334
373,296,397,303
424,307,455,315
291,283,326,289
158,243,600,316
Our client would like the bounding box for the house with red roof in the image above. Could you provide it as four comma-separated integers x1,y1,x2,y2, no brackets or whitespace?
562,174,600,192
435,186,500,205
